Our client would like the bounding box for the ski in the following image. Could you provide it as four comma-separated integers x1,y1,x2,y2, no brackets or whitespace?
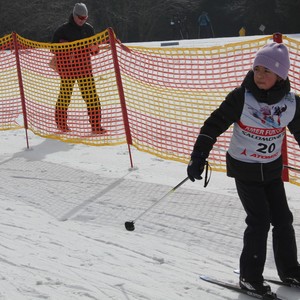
200,275,284,300
265,278,300,289
234,269,300,289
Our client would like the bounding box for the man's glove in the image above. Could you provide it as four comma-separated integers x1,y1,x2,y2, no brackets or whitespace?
187,155,206,182
187,134,215,182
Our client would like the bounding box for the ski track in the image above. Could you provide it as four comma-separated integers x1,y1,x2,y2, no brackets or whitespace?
0,175,246,300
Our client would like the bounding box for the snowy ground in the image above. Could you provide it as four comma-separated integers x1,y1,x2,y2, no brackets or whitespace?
1,129,300,300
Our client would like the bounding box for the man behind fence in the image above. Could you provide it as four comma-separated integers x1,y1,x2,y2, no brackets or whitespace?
52,3,106,134
197,11,213,39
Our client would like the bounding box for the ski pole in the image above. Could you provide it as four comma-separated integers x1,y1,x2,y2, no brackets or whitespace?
124,176,189,231
283,165,300,172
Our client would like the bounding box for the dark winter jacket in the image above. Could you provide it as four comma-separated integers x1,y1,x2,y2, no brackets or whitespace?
197,13,210,27
52,14,97,78
195,70,300,182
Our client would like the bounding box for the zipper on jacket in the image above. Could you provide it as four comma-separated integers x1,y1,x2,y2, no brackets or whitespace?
260,163,264,181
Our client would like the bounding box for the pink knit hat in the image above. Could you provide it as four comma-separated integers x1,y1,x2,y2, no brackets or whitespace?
253,42,290,80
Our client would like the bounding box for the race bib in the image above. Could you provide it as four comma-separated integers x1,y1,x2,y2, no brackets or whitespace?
228,90,296,163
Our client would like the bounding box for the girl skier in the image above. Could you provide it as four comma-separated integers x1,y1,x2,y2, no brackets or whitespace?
187,40,300,294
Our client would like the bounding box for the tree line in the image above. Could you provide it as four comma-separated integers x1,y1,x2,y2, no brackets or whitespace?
0,0,299,43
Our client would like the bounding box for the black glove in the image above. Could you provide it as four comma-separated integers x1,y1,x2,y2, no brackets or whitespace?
187,155,206,182
187,134,215,182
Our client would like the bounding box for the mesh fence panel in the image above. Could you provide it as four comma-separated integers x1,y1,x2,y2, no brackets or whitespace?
118,36,271,170
0,34,23,130
14,30,125,146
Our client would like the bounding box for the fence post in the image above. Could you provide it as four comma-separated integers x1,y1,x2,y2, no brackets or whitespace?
281,130,289,182
12,32,30,149
108,27,134,169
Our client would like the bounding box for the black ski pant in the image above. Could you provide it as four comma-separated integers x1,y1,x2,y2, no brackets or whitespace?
235,177,298,282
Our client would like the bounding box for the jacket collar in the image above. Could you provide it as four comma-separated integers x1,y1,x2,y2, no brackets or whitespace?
242,70,290,105
68,14,83,29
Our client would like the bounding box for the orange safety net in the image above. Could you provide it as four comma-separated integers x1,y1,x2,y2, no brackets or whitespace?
13,29,125,146
118,36,271,168
0,34,23,130
2,29,300,185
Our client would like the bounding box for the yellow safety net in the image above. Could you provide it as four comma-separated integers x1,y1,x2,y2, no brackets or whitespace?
0,34,23,130
119,36,271,167
12,29,125,146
